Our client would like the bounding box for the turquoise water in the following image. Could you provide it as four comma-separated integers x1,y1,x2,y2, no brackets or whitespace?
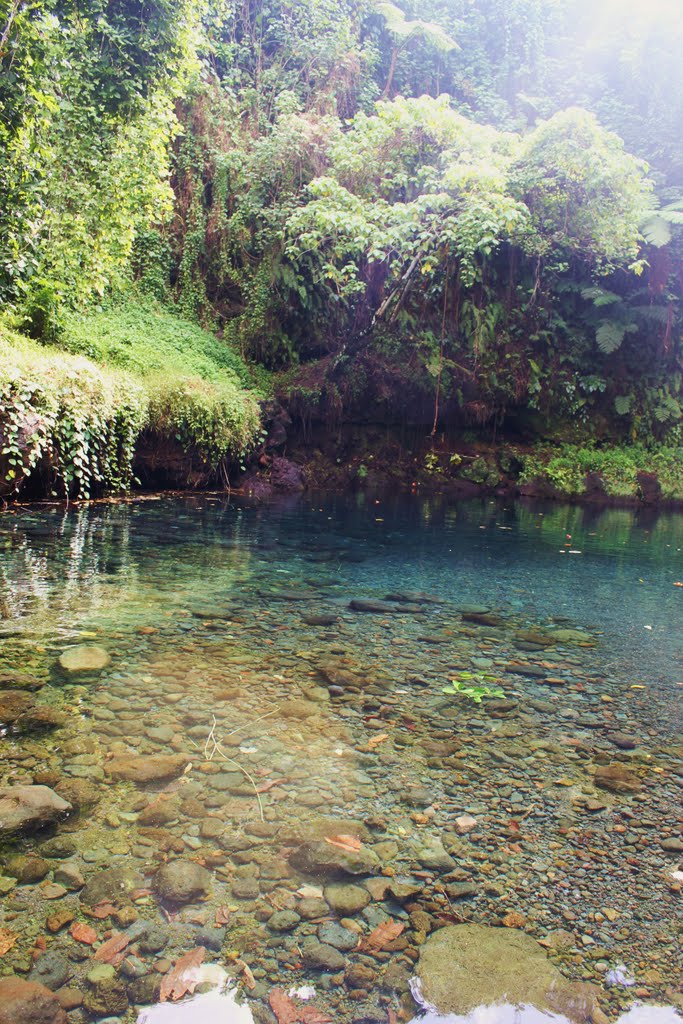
0,494,681,1023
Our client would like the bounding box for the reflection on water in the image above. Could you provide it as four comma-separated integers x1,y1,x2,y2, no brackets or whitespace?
0,494,682,1023
410,1005,683,1024
138,986,253,1023
136,981,682,1024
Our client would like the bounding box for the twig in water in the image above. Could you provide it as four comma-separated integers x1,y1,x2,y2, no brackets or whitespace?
203,715,265,822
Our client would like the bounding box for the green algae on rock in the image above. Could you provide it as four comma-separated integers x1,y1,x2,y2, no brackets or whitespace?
418,924,603,1023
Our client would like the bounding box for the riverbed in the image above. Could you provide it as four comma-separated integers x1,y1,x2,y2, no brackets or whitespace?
0,493,681,1024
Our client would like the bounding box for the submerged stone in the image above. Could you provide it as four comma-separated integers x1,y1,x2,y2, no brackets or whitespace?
291,840,380,877
593,764,642,794
0,977,67,1024
418,924,601,1023
0,689,32,723
57,646,111,677
80,866,143,907
0,785,71,838
153,860,212,904
104,753,189,784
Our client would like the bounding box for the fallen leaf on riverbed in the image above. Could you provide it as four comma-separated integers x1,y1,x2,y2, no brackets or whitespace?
94,932,130,964
215,906,231,926
255,778,288,793
0,929,17,956
269,988,332,1023
70,922,98,945
237,959,256,990
160,947,205,1002
361,920,404,952
130,888,153,901
323,834,362,853
89,902,117,920
367,733,389,749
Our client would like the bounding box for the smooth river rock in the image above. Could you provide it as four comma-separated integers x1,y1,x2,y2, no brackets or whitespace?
0,786,72,838
290,840,380,877
418,924,602,1024
154,860,212,904
0,976,67,1024
593,764,642,795
57,645,111,676
104,753,190,784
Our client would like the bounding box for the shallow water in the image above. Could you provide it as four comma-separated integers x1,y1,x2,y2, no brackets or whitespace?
0,493,681,1024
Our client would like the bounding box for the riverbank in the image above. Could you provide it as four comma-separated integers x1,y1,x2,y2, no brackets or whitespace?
1,302,682,509
243,422,683,510
0,302,262,501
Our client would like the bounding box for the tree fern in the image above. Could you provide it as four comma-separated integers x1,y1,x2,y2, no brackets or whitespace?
374,2,458,52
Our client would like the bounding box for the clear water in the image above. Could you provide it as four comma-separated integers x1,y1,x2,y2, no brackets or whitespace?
0,493,681,1024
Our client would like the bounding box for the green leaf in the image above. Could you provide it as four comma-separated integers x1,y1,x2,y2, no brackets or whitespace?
596,321,626,354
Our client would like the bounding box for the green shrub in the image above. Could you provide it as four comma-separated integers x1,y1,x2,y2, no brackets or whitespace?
0,299,264,498
0,328,147,499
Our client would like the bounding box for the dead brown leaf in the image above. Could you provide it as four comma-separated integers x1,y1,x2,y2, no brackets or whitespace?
236,958,256,990
215,906,231,926
255,778,288,794
130,888,153,901
159,946,205,1003
323,834,362,853
269,988,332,1024
93,932,130,965
0,928,17,957
361,919,405,952
70,922,98,945
88,902,117,920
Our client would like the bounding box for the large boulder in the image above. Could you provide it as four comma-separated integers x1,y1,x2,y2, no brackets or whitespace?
418,924,602,1024
0,976,67,1024
0,786,71,838
104,753,190,784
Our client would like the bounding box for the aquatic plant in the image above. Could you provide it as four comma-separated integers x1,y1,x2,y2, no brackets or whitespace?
442,672,505,703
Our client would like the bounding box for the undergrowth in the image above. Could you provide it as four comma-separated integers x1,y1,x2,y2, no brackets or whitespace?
0,300,263,500
520,444,683,501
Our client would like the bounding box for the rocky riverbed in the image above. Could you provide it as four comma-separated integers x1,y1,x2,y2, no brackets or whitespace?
0,496,681,1024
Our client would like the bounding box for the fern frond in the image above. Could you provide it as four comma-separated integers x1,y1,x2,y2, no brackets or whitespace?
580,285,620,306
374,2,458,51
596,321,626,354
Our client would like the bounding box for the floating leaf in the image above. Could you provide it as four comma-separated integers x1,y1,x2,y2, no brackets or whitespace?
160,946,206,1003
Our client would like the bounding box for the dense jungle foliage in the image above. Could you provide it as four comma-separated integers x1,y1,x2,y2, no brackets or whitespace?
1,0,682,497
